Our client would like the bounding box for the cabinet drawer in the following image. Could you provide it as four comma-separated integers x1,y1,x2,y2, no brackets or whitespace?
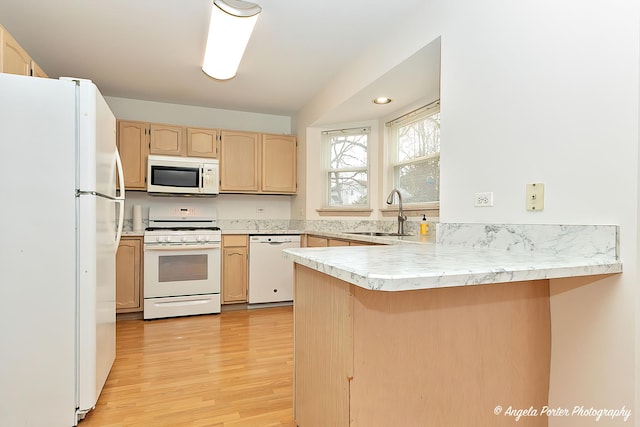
306,235,328,247
223,234,248,247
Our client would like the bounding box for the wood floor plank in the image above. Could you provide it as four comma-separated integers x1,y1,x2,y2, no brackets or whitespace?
80,306,295,427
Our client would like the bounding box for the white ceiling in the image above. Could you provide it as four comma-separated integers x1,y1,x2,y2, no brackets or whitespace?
0,0,439,122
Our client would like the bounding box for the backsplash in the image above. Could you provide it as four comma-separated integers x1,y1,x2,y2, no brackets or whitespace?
436,223,619,259
218,219,296,231
303,219,412,234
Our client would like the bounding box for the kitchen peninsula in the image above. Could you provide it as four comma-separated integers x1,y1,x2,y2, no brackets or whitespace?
284,224,621,427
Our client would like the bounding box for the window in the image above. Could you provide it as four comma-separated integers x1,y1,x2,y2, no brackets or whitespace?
388,103,440,205
323,127,369,208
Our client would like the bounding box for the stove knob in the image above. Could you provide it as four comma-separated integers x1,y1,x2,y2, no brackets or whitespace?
181,236,188,242
165,236,172,243
197,236,204,242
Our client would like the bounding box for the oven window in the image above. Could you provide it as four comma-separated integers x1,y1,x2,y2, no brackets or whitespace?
151,166,199,188
158,254,208,282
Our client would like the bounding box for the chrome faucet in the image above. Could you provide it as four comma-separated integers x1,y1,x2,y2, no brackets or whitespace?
386,189,407,235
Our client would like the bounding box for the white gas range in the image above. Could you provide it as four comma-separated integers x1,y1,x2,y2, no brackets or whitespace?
143,206,221,319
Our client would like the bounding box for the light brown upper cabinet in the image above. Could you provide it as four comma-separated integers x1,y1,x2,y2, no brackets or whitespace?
30,60,47,78
0,24,46,77
261,133,297,194
117,120,149,190
220,130,260,192
220,130,297,194
149,123,184,156
187,127,218,158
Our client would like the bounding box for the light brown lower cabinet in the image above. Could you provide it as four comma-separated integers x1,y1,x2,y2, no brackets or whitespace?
305,235,329,247
305,234,379,247
294,266,551,427
116,236,143,313
328,238,350,247
222,235,248,304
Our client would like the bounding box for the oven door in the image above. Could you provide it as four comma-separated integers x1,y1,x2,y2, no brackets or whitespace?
144,243,221,298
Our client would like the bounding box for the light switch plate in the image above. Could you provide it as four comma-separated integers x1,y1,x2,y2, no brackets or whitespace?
526,183,544,211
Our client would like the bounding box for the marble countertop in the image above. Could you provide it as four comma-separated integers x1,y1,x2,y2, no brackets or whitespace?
283,225,622,291
122,222,622,292
121,229,303,236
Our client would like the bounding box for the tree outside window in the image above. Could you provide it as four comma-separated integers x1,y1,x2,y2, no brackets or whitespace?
323,128,369,207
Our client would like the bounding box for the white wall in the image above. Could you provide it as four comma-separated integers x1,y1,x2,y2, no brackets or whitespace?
295,1,639,425
123,192,293,223
105,96,295,221
438,3,639,425
105,96,291,133
293,1,446,222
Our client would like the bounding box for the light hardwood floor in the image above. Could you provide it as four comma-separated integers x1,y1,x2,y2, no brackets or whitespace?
80,306,295,427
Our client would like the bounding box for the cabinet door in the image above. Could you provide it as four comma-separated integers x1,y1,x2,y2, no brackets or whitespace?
220,130,260,193
349,240,377,246
1,27,31,76
222,246,248,303
30,60,47,78
150,123,184,156
306,236,328,247
117,120,149,190
187,127,218,158
262,134,297,193
116,237,143,313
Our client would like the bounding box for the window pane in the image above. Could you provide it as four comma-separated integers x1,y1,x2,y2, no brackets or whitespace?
397,113,440,162
330,134,368,169
396,157,439,203
329,171,368,206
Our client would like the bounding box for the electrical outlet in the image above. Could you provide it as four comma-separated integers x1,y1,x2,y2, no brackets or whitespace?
256,207,265,214
526,183,544,211
474,192,494,207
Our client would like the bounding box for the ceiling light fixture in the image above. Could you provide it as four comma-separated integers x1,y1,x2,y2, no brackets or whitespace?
202,0,262,80
373,97,392,105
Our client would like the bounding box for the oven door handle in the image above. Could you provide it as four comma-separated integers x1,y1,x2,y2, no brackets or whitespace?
144,244,221,251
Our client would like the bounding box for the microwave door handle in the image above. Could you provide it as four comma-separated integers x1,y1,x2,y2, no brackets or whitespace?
200,166,204,192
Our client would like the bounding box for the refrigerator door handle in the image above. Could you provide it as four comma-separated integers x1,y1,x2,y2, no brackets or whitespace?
114,145,126,247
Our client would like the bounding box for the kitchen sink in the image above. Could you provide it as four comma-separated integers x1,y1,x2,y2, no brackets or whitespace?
346,231,414,237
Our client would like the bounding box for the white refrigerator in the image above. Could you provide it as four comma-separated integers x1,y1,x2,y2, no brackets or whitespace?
0,74,125,426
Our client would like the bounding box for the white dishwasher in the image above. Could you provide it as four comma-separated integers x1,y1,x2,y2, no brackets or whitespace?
249,235,301,304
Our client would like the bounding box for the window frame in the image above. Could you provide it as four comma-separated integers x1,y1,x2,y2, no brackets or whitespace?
385,102,441,213
321,127,371,211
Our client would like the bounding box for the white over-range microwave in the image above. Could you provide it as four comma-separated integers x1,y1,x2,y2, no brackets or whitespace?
147,155,219,195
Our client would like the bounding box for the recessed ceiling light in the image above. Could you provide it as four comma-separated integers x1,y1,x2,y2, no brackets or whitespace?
373,97,392,105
